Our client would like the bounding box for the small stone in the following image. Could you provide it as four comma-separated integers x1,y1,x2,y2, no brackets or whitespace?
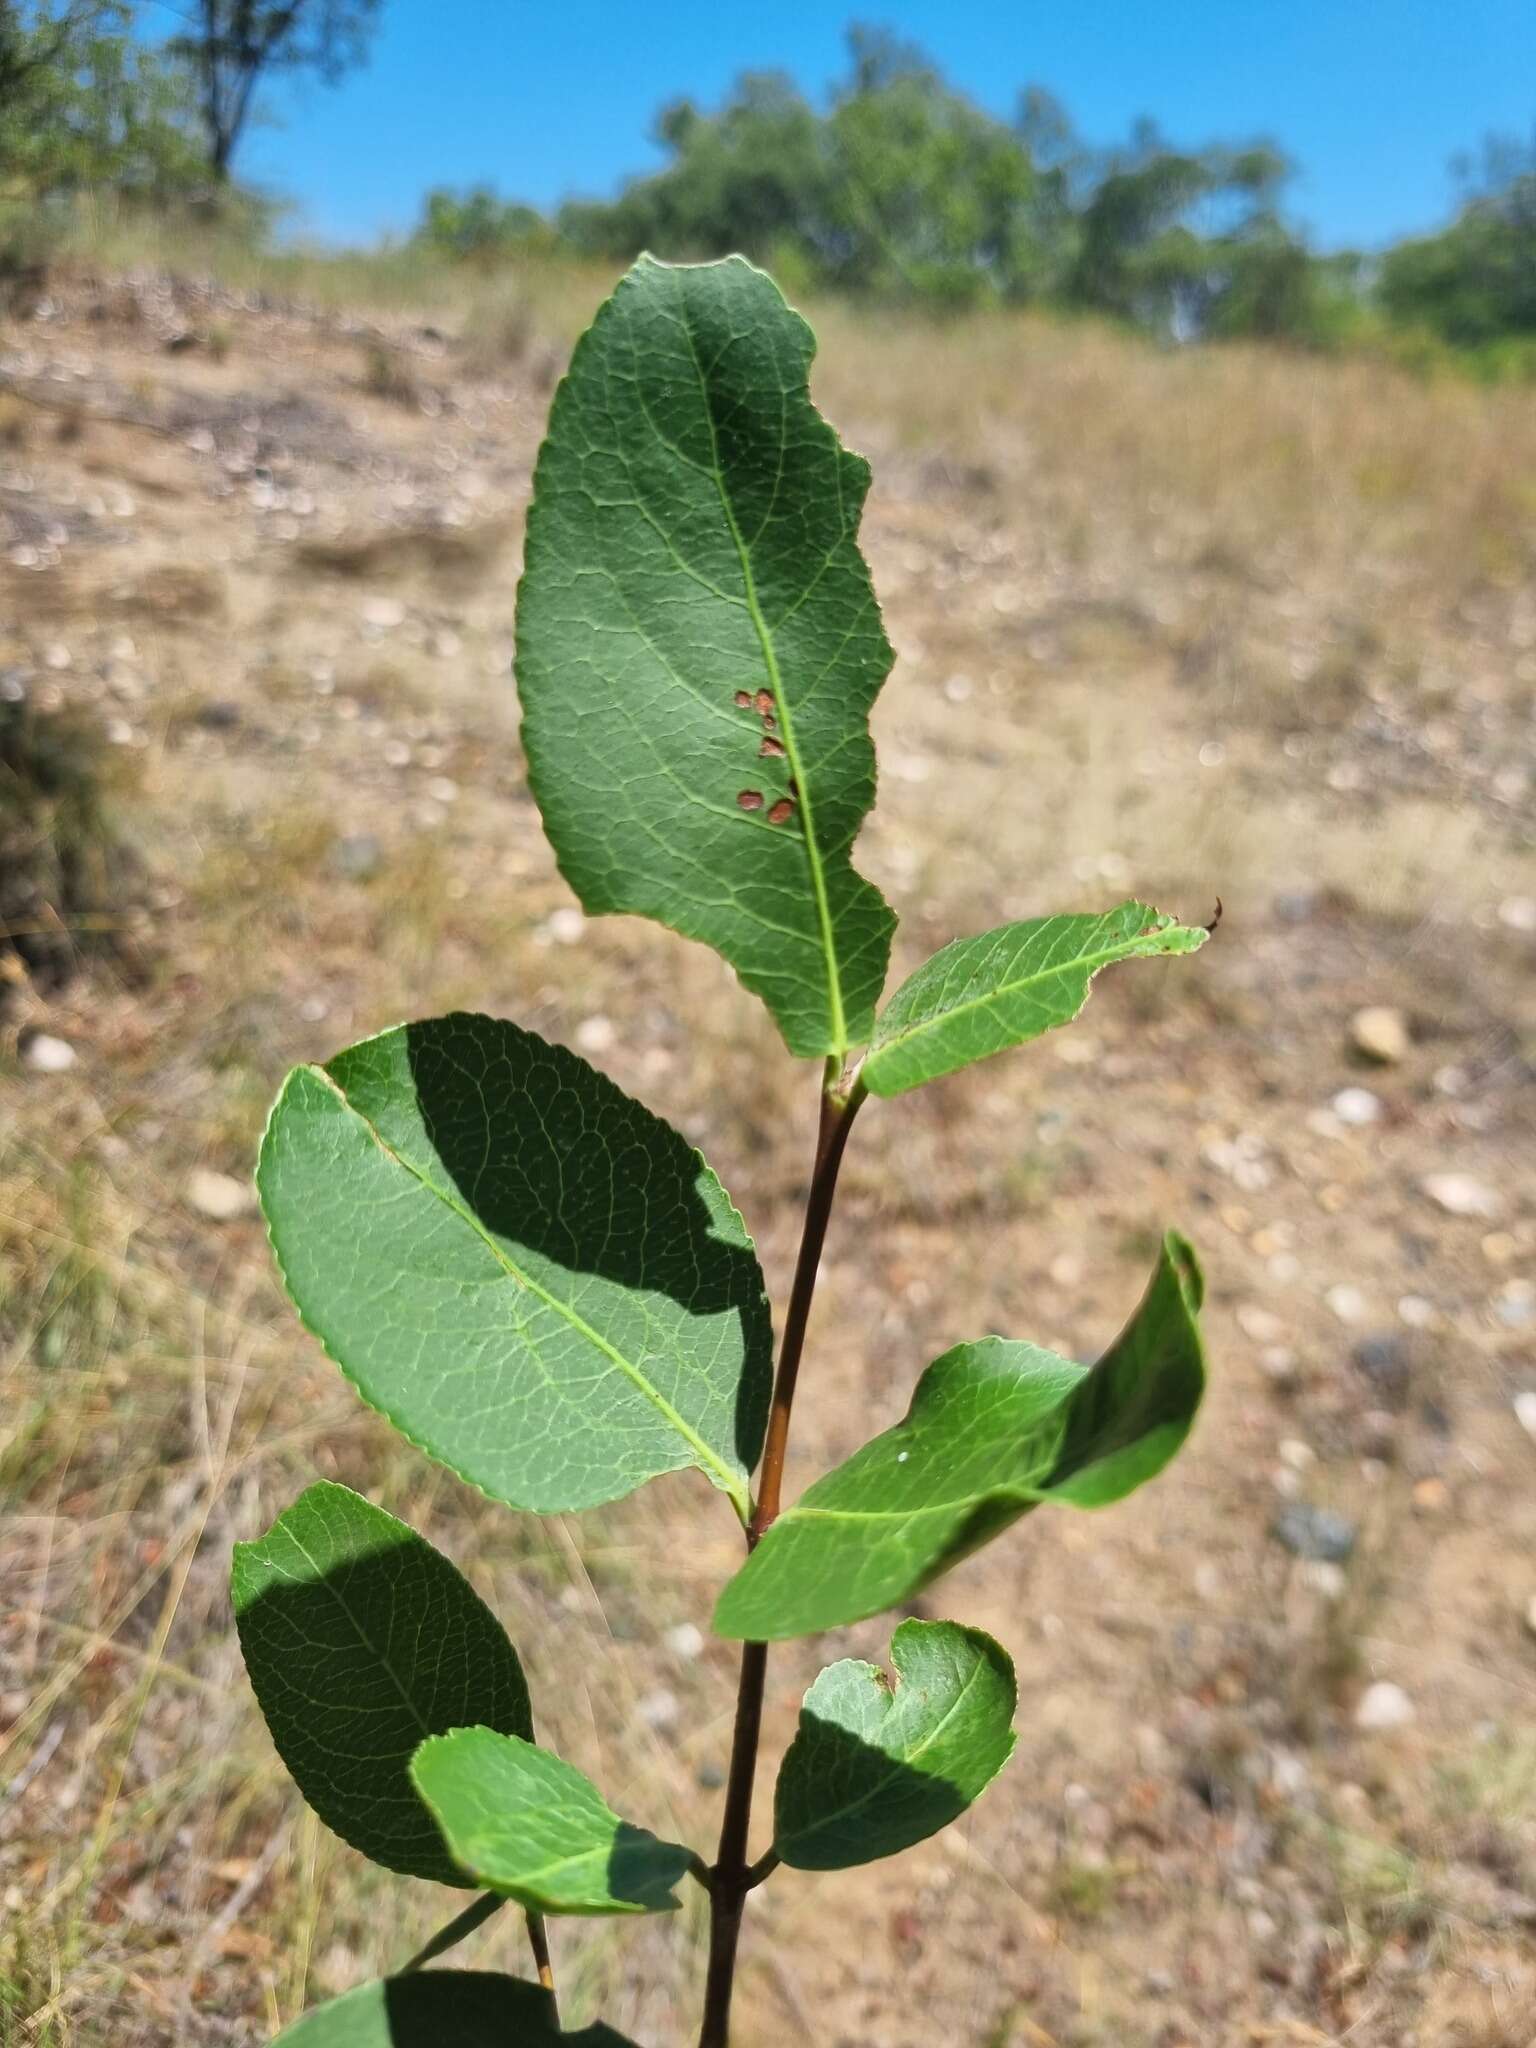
574,1015,616,1056
1352,1332,1411,1403
1495,1280,1535,1329
1300,1560,1347,1601
1049,1250,1084,1288
329,833,384,882
1497,895,1536,933
1513,1391,1536,1443
1421,1173,1501,1220
194,699,241,731
1279,1438,1316,1472
1354,1682,1414,1732
21,1032,76,1073
1326,1284,1368,1325
1412,1477,1449,1514
663,1622,704,1660
1237,1304,1286,1344
1397,1295,1436,1329
361,595,406,630
1259,1345,1299,1391
543,907,585,946
1273,1502,1357,1564
1332,1087,1382,1127
637,1688,680,1734
187,1168,254,1222
1350,1006,1410,1064
382,739,412,768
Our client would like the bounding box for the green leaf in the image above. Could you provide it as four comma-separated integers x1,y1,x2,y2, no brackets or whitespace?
257,1014,772,1518
862,903,1209,1097
515,253,896,1060
411,1727,693,1916
715,1232,1205,1640
272,1971,639,2046
774,1619,1016,1870
231,1482,531,1886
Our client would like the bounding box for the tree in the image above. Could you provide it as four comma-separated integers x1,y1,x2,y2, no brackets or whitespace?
1,1,203,200
168,0,381,180
1379,132,1536,347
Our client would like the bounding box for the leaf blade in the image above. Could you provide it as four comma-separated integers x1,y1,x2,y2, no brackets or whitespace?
714,1233,1205,1639
862,903,1208,1097
256,1014,772,1517
515,253,896,1058
411,1727,693,1917
231,1483,531,1886
272,1971,639,2046
774,1619,1017,1870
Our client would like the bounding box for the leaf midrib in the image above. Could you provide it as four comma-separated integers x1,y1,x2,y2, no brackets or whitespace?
672,276,850,1053
870,924,1193,1071
302,1065,748,1515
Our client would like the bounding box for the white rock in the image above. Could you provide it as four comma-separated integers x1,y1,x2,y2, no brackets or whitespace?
663,1622,704,1660
1237,1304,1286,1344
637,1688,681,1733
1421,1173,1501,1220
187,1168,254,1221
1496,895,1536,933
1354,1681,1414,1732
22,1032,76,1073
1513,1391,1536,1443
543,907,585,946
1279,1438,1316,1472
1326,1284,1368,1325
1350,1006,1410,1064
361,595,406,631
575,1015,616,1055
1332,1087,1382,1127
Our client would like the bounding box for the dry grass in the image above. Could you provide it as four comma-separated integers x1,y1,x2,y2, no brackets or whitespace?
2,224,1533,2046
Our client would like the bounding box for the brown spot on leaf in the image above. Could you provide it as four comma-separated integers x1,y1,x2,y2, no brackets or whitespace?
767,796,796,825
754,689,774,716
759,735,787,759
733,690,753,709
737,789,764,811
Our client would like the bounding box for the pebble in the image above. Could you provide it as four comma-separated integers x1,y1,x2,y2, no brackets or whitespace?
663,1622,704,1660
575,1015,616,1055
1495,1280,1535,1329
361,595,406,630
1273,1502,1357,1563
1412,1477,1449,1514
1325,1284,1368,1325
1237,1304,1286,1344
1350,1006,1410,1064
1497,895,1536,933
1421,1173,1501,1220
1331,1087,1382,1126
1513,1391,1536,1443
1352,1333,1411,1403
1354,1682,1414,1732
21,1032,76,1073
187,1168,255,1221
330,833,384,882
542,907,586,946
637,1688,681,1734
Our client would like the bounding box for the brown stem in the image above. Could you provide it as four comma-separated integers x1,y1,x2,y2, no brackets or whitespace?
525,1910,556,2008
697,1074,862,2048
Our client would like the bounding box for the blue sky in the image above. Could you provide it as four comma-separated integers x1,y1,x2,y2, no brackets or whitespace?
206,0,1536,251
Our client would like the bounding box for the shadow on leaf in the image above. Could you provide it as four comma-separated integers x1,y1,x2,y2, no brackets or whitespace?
400,1014,772,1474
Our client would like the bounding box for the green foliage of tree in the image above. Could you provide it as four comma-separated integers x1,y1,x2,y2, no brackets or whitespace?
1379,135,1536,350
0,1,204,200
